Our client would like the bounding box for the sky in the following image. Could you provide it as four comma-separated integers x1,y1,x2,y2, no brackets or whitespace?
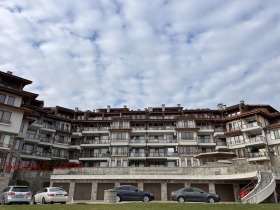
0,0,280,111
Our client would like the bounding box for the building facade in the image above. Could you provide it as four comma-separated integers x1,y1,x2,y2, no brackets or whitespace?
0,70,280,202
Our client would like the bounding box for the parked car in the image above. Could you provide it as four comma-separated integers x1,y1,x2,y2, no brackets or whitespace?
0,186,32,205
113,185,154,202
33,187,68,204
170,187,220,203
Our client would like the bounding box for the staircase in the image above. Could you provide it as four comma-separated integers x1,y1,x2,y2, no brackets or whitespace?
238,171,276,204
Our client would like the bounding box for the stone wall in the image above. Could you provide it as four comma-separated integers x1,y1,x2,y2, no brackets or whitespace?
13,170,52,194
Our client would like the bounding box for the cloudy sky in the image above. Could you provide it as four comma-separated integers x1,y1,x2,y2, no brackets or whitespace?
0,0,280,111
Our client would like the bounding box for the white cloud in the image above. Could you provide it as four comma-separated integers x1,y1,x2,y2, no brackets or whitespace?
0,0,279,111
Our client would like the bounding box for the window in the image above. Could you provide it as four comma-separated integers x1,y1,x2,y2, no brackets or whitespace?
0,110,11,124
183,188,194,192
181,132,194,140
7,96,15,105
0,94,6,103
3,135,10,147
273,130,280,139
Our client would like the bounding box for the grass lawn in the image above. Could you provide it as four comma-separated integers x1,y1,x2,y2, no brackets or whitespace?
0,203,279,210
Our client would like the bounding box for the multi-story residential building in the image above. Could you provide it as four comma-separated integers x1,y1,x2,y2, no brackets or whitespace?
0,70,280,203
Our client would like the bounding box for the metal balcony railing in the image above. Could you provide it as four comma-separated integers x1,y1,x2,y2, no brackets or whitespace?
83,127,109,131
53,139,68,145
82,139,110,144
129,153,145,157
130,139,146,143
197,126,213,130
147,139,177,143
39,137,53,143
111,152,128,156
21,149,51,158
197,138,214,143
176,125,195,128
42,123,56,130
25,133,39,140
147,126,175,130
242,121,262,129
80,153,110,158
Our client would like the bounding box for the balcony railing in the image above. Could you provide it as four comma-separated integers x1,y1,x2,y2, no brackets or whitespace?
42,124,56,130
21,149,51,158
82,139,110,144
56,127,70,132
147,139,177,143
53,139,68,145
53,153,68,158
147,126,175,130
130,153,145,157
227,126,241,132
197,126,213,130
248,152,268,158
229,139,245,145
69,154,80,159
216,141,227,146
176,125,196,128
81,153,110,158
25,133,39,140
242,122,262,129
39,137,53,143
148,152,178,157
214,128,226,132
111,152,128,156
131,127,145,130
245,136,265,143
197,138,214,143
83,127,109,131
0,142,11,148
179,138,196,141
130,139,146,143
110,126,131,129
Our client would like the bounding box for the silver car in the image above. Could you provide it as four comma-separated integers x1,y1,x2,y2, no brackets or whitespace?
0,186,31,205
33,187,68,204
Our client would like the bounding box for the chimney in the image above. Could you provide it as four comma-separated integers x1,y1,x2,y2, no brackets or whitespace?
123,105,127,108
7,71,13,75
161,104,165,112
239,100,245,113
148,107,153,112
107,105,111,112
177,104,181,107
75,107,79,112
217,103,224,111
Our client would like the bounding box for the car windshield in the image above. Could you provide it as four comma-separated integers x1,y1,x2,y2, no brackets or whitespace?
12,187,30,192
49,188,64,192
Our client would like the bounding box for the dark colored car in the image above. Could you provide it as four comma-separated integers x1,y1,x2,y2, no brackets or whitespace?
113,185,154,202
170,187,220,203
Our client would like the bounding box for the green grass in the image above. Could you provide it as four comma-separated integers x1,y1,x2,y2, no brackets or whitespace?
0,203,279,210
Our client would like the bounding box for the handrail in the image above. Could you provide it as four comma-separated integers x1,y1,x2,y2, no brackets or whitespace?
237,177,258,199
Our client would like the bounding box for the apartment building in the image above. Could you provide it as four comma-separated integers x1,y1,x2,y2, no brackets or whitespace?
0,70,280,203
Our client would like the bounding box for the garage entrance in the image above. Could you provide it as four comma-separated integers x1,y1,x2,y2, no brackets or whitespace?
143,183,161,200
215,184,235,202
97,183,115,200
167,183,184,200
74,183,92,200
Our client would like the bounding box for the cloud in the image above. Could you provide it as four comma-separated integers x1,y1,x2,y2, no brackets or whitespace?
0,0,279,111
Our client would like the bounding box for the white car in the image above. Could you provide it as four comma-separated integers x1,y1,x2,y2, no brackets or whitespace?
33,187,68,204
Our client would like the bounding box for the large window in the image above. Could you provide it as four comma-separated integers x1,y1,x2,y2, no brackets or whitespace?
181,132,194,140
0,110,11,124
7,96,15,106
112,132,126,140
0,94,6,103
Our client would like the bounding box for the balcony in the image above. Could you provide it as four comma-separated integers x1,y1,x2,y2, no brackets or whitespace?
197,138,216,146
241,122,262,133
81,139,110,147
147,126,175,131
111,139,129,146
53,139,69,145
69,154,80,160
0,142,11,150
225,126,242,135
82,127,109,134
147,152,178,158
244,136,266,146
52,153,68,159
228,139,245,149
175,125,197,131
109,126,131,131
129,153,146,158
147,139,177,145
178,138,198,146
25,134,40,143
129,139,146,145
20,149,51,160
247,152,270,162
213,128,226,138
38,137,54,144
72,128,82,137
215,141,228,151
111,152,128,156
41,123,56,132
56,126,71,133
80,153,110,160
131,127,146,133
69,140,82,149
197,126,214,133
29,120,43,129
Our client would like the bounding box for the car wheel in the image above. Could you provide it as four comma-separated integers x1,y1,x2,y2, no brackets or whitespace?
142,195,150,202
116,195,121,202
42,197,47,204
207,197,215,203
178,196,185,203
